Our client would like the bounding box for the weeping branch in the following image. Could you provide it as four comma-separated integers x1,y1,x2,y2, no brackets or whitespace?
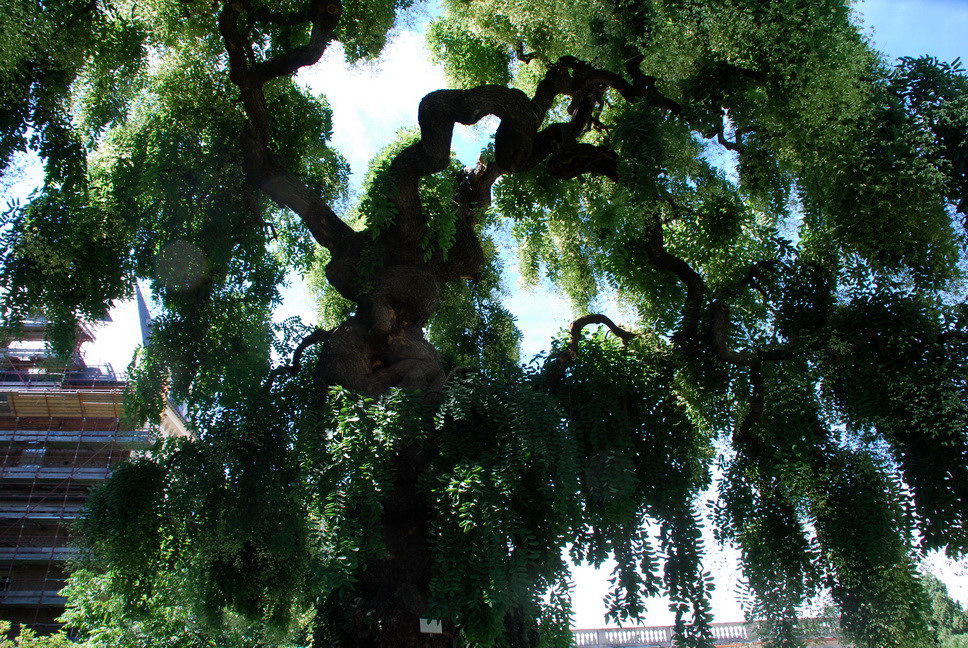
566,313,637,351
635,221,791,453
733,363,765,454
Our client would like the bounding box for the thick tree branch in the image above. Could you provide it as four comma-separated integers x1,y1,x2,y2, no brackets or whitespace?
641,215,706,341
515,43,538,64
384,56,666,266
224,0,340,84
570,313,637,345
717,125,744,152
218,0,354,252
556,314,637,366
264,328,330,390
538,314,637,391
710,300,791,366
709,300,758,366
624,55,683,115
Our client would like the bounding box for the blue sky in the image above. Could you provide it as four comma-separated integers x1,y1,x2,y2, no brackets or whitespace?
80,0,968,630
857,0,968,64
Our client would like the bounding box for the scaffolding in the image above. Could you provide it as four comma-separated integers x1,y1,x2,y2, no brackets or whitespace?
0,320,190,634
0,368,155,633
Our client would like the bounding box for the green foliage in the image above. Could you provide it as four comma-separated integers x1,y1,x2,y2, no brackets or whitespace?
428,8,968,640
61,569,311,648
814,450,932,648
427,235,522,377
309,247,357,328
337,0,417,61
354,130,413,237
550,332,714,637
266,82,349,216
0,1,130,176
313,388,422,591
946,635,968,648
889,56,968,217
923,572,968,640
495,167,608,310
0,1,348,406
822,296,968,554
81,379,318,631
427,19,513,88
0,621,73,648
418,168,460,262
428,373,577,645
0,190,132,357
76,358,430,639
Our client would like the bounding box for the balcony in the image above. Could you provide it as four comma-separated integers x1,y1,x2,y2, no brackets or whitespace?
0,546,79,564
0,466,112,483
0,503,83,521
0,364,123,391
0,429,152,448
0,591,66,607
572,618,842,647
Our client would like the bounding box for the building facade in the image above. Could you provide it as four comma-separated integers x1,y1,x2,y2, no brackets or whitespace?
0,319,188,632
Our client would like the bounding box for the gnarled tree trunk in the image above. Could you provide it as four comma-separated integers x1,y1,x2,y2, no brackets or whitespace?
217,2,682,645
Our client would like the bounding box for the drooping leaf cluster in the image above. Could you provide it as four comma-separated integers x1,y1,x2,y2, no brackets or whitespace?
79,331,724,646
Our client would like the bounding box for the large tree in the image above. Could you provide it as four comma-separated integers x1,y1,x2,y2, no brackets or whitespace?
2,1,967,647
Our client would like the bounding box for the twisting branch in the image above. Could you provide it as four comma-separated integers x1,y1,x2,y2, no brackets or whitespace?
717,126,744,152
515,43,538,63
538,314,637,391
225,0,342,84
556,314,637,366
381,54,674,268
634,210,792,455
624,56,683,115
709,300,758,367
264,328,331,390
642,212,706,342
218,0,355,252
710,300,791,366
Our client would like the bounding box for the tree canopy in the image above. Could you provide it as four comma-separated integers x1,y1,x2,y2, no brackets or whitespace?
1,1,967,647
